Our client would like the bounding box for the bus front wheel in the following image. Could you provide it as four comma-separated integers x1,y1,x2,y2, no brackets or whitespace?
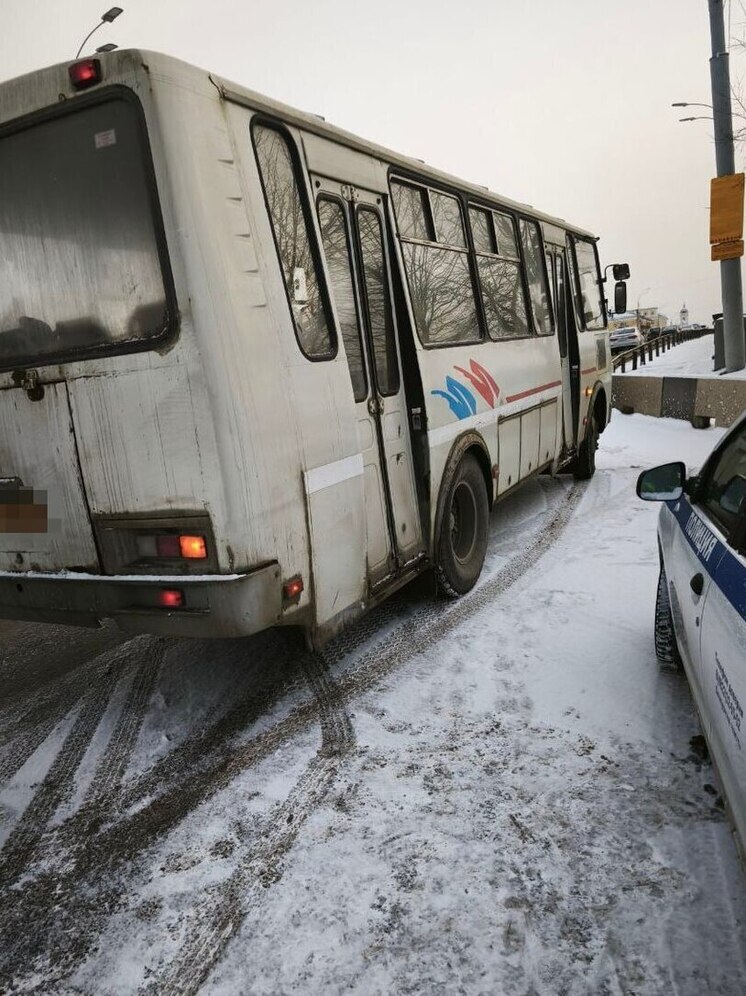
435,454,489,598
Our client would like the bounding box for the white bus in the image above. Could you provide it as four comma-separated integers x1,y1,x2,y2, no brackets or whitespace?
0,51,626,645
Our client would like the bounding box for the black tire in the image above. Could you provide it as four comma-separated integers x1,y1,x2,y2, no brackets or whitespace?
654,567,682,672
572,413,599,480
435,454,489,597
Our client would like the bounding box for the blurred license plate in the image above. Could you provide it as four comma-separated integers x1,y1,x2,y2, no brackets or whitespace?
0,480,48,534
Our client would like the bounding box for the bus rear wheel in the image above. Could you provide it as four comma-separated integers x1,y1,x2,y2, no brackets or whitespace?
436,454,489,597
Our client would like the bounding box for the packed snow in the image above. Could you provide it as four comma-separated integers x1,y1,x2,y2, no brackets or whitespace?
620,332,746,380
1,413,745,996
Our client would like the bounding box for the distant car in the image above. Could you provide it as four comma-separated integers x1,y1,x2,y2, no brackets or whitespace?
609,325,643,352
661,325,678,337
637,413,746,853
646,327,662,341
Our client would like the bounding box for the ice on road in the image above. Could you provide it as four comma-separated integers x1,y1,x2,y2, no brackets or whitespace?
0,413,744,996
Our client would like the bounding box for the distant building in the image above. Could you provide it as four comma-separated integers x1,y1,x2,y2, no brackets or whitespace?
680,302,689,326
608,306,669,332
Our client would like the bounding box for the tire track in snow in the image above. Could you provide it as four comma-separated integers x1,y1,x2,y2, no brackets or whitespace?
0,480,582,991
0,624,125,736
138,482,584,995
142,652,355,996
82,637,166,808
0,682,82,788
0,644,130,888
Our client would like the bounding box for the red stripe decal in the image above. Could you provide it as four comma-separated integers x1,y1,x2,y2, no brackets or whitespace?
581,366,597,376
505,380,562,403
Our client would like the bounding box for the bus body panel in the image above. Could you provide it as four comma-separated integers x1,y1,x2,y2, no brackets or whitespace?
0,50,612,640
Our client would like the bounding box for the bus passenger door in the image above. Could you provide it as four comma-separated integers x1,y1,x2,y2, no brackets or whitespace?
549,250,579,452
315,179,423,589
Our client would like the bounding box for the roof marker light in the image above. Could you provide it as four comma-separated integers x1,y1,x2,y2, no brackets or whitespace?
68,59,102,90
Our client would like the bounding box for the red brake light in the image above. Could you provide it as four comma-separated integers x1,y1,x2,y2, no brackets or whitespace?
158,589,184,608
68,59,102,90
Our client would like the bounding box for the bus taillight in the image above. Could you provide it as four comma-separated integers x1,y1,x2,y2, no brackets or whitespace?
179,535,207,559
151,534,208,560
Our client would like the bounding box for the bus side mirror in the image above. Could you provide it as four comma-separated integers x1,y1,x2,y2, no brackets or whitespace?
613,263,630,280
614,281,627,314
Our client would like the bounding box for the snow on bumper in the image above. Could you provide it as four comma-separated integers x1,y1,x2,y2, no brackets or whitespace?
0,562,283,638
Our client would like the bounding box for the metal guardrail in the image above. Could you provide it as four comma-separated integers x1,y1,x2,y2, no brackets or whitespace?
612,328,710,373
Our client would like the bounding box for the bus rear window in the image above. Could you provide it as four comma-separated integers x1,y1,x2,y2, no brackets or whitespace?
0,95,172,370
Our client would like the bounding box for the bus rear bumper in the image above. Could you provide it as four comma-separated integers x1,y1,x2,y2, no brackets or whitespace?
0,562,283,638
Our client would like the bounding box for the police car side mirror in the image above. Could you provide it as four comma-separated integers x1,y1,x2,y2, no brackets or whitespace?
636,462,686,501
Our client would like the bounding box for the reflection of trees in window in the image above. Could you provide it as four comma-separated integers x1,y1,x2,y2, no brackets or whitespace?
431,191,465,247
469,207,528,340
391,182,430,241
391,178,480,347
358,208,399,396
573,239,605,331
317,199,367,401
494,213,519,258
252,125,333,358
476,256,529,339
520,219,553,336
403,243,479,345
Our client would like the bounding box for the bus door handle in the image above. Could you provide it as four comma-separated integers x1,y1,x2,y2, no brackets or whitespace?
690,572,704,597
367,396,381,417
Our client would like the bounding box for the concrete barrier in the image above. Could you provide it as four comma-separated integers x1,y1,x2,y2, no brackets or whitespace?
612,375,745,427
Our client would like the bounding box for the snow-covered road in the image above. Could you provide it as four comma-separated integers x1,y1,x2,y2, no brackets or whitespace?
1,414,744,995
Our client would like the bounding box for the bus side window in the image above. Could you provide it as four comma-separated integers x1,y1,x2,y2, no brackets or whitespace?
317,198,367,401
391,179,480,347
469,206,529,340
357,208,399,396
252,123,335,359
572,237,606,331
519,219,553,336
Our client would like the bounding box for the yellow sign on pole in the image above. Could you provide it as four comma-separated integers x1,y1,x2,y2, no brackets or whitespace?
710,173,745,244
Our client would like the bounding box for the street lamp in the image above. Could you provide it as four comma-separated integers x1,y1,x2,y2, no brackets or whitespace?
679,116,714,122
672,101,713,109
75,7,123,59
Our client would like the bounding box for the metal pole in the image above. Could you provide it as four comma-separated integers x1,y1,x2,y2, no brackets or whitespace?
709,0,746,372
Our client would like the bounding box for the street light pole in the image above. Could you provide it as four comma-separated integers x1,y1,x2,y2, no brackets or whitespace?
708,0,745,371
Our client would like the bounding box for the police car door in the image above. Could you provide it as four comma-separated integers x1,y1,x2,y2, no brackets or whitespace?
697,420,746,842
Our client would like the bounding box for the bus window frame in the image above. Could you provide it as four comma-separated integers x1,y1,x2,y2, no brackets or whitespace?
315,192,370,402
516,215,556,338
250,116,338,363
568,234,607,332
389,171,484,350
0,84,178,374
354,202,401,399
468,203,535,343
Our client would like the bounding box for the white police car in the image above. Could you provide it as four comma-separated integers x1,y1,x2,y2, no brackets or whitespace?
637,411,746,851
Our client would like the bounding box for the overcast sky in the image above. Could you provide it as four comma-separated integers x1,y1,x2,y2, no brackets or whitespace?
4,0,745,325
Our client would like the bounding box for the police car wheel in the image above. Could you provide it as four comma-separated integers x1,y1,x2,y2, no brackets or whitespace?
572,415,598,481
654,567,682,672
